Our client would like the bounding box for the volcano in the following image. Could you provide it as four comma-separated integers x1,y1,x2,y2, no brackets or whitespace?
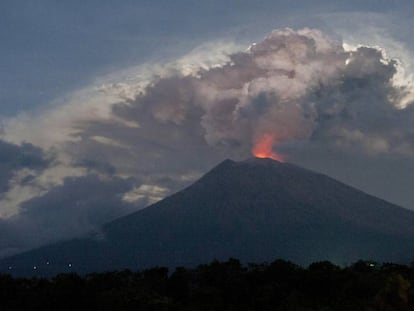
2,158,414,276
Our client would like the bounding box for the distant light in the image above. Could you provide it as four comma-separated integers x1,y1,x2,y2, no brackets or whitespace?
33,266,37,270
46,261,50,265
369,263,375,267
68,263,72,267
8,266,12,270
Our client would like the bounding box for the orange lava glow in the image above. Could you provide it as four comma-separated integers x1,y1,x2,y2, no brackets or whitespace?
252,134,284,162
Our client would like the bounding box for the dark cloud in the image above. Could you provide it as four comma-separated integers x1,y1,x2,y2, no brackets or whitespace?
0,140,49,193
0,174,138,257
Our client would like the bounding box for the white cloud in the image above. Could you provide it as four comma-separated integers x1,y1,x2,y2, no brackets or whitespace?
122,184,169,205
90,136,128,148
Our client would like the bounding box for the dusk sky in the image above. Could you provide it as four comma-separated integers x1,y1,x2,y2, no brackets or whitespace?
1,0,414,257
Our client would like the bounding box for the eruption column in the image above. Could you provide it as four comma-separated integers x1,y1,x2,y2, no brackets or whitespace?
252,134,284,162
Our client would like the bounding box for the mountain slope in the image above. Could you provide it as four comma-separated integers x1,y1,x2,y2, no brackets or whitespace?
2,158,414,276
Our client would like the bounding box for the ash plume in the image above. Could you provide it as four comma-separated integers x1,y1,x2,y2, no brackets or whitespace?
111,28,414,159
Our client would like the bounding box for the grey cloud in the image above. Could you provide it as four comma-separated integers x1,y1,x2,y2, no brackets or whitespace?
0,174,138,258
0,140,49,193
309,47,414,155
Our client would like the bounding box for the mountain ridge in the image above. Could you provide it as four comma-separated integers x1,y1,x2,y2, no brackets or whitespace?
2,157,414,276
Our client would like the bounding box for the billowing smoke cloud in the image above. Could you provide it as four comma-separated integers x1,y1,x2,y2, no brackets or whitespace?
1,28,414,257
110,28,414,159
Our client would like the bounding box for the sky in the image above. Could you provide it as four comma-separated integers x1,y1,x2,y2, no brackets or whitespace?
1,0,414,257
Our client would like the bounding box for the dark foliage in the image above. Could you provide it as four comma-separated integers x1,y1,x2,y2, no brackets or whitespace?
1,258,414,310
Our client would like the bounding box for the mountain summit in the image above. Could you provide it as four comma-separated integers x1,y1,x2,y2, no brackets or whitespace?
2,158,414,276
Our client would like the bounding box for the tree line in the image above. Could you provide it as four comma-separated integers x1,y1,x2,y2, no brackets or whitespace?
0,258,413,310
